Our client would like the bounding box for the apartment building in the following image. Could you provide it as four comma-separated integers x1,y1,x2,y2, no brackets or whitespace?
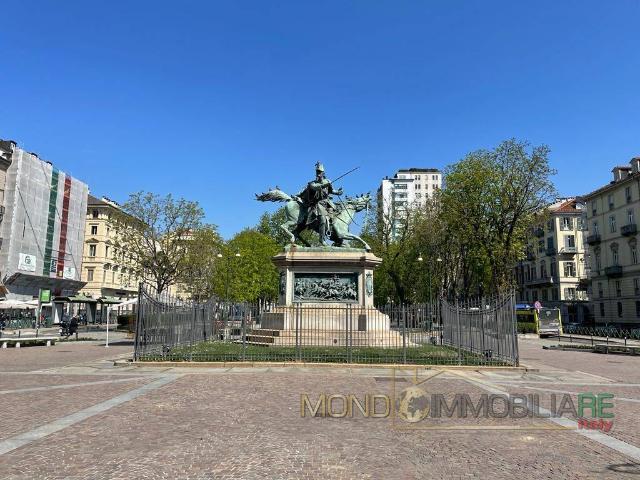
515,198,591,324
582,157,640,326
378,168,442,238
80,195,141,302
0,140,88,301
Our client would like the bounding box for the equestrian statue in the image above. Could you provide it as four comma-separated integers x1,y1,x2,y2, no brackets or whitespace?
256,162,371,251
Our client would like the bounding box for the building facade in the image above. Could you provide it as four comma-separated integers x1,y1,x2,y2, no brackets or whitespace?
378,168,442,238
582,157,640,327
0,140,88,300
80,195,141,302
515,198,591,324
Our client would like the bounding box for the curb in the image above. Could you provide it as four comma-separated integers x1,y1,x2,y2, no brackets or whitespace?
114,359,534,372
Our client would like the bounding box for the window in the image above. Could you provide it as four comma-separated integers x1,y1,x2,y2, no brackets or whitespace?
616,280,622,297
600,303,605,317
636,301,640,318
564,262,576,277
105,246,110,258
552,288,559,301
547,237,554,250
598,282,604,298
592,201,597,216
628,209,635,225
564,288,576,300
103,268,107,282
87,268,94,281
595,252,602,271
550,261,557,277
632,244,638,265
612,247,619,266
540,261,547,278
547,220,555,231
608,194,615,210
432,175,437,181
532,266,537,280
92,210,99,219
593,221,599,234
618,302,623,318
90,225,98,235
538,239,545,253
89,244,97,257
542,289,548,302
565,235,575,249
626,186,633,204
610,215,617,233
561,217,573,230
394,184,407,190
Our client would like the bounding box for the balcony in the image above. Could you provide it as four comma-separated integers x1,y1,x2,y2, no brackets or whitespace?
621,224,638,236
546,246,556,256
526,275,556,286
577,277,590,291
559,246,577,255
605,265,623,278
586,234,601,245
533,227,545,238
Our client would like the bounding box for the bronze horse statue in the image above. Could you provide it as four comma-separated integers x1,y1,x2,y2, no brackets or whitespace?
256,189,371,251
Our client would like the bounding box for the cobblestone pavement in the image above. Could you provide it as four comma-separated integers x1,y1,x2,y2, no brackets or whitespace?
0,339,639,479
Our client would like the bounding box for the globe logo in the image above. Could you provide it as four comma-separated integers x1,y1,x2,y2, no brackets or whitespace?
395,385,430,423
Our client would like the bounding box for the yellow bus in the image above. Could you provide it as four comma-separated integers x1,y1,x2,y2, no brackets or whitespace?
516,306,562,336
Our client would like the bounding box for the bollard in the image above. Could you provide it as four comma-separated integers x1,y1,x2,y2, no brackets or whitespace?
46,340,51,347
15,342,20,348
1,342,6,348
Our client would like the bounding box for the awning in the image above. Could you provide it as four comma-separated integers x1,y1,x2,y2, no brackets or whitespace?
117,297,138,307
53,295,99,304
0,299,32,309
4,272,86,292
98,296,123,305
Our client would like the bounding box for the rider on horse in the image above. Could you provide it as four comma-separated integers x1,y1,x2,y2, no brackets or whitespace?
296,162,343,245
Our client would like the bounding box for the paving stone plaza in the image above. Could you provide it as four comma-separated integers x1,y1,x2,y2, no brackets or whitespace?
0,337,639,479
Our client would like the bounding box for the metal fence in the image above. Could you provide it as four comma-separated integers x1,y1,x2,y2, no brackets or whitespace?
440,293,519,366
563,325,640,340
134,286,519,366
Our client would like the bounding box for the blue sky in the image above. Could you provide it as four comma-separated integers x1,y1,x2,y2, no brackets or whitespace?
1,1,639,238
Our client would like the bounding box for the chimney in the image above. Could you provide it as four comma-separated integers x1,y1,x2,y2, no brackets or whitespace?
631,157,640,174
612,166,632,182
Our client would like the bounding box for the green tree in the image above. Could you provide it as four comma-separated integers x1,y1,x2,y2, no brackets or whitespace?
215,229,279,302
441,139,557,295
179,225,224,301
110,191,204,294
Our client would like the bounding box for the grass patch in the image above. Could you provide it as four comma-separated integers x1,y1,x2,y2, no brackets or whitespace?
138,341,509,366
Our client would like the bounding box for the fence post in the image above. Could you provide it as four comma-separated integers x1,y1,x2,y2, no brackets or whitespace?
347,304,352,364
456,298,461,365
133,283,143,361
402,304,407,365
295,303,301,362
510,291,519,366
241,305,247,362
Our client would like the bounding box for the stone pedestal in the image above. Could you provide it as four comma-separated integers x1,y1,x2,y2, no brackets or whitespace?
260,246,393,334
272,246,381,308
